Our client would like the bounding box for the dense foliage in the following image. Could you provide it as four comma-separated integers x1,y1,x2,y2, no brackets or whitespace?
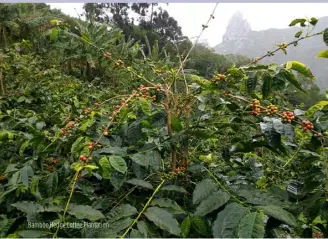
1,4,328,238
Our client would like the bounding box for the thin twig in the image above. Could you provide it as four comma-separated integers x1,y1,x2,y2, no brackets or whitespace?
176,3,219,76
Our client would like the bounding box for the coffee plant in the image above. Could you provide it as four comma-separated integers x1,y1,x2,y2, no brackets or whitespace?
1,5,328,238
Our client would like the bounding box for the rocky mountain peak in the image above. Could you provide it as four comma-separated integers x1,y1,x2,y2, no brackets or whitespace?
222,11,252,42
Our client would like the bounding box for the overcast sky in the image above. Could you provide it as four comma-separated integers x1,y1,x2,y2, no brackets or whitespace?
48,3,328,47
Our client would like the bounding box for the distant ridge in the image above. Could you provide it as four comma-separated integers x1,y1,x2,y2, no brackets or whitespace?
214,13,328,90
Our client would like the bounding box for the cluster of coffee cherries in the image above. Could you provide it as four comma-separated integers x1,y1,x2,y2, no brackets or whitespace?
61,121,76,136
79,155,87,162
173,166,186,174
160,172,177,181
94,102,100,109
214,73,226,81
113,97,129,112
136,84,160,101
45,157,60,171
88,141,94,151
301,120,314,132
83,108,92,115
223,90,231,96
281,111,295,123
312,232,323,238
115,60,123,67
264,105,278,116
250,99,261,116
61,104,98,137
0,175,6,181
103,52,112,58
110,96,132,122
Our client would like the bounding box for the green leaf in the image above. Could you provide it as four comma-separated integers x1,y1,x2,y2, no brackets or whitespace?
236,212,265,238
171,116,183,132
99,156,112,179
45,172,58,197
256,205,297,227
50,27,60,42
295,30,302,38
261,72,272,99
150,198,184,212
20,165,34,188
19,140,30,157
4,164,18,174
192,216,208,236
107,204,138,222
144,207,180,236
306,101,328,117
264,127,281,148
79,119,95,132
68,204,105,221
108,155,127,174
130,153,149,167
160,185,187,193
102,218,133,235
246,71,258,93
0,215,14,237
137,221,148,237
316,50,328,58
192,179,218,205
309,17,318,26
97,147,127,156
139,97,151,116
212,203,248,238
283,124,294,142
30,177,40,197
230,185,283,206
126,178,153,189
71,162,84,172
146,150,162,170
180,216,191,238
0,187,18,200
11,201,44,215
130,229,143,238
127,121,142,143
9,171,21,186
195,192,230,216
71,136,84,153
84,164,98,170
36,121,46,130
324,28,328,45
282,71,306,93
110,171,126,190
286,60,314,79
289,18,306,27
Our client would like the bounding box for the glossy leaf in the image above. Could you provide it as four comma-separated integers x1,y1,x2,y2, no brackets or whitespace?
212,203,248,238
195,192,230,216
192,179,218,205
236,212,265,238
144,207,181,236
180,216,191,237
108,155,127,174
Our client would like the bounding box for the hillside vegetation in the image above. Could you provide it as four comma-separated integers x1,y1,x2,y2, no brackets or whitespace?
1,3,328,238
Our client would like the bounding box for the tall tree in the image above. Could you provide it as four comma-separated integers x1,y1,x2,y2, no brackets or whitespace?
83,3,186,57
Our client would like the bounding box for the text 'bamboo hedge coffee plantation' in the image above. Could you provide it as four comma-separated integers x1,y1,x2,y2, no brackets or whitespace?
2,3,328,238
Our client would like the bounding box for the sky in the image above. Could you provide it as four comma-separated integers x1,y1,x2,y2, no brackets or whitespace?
48,3,328,47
